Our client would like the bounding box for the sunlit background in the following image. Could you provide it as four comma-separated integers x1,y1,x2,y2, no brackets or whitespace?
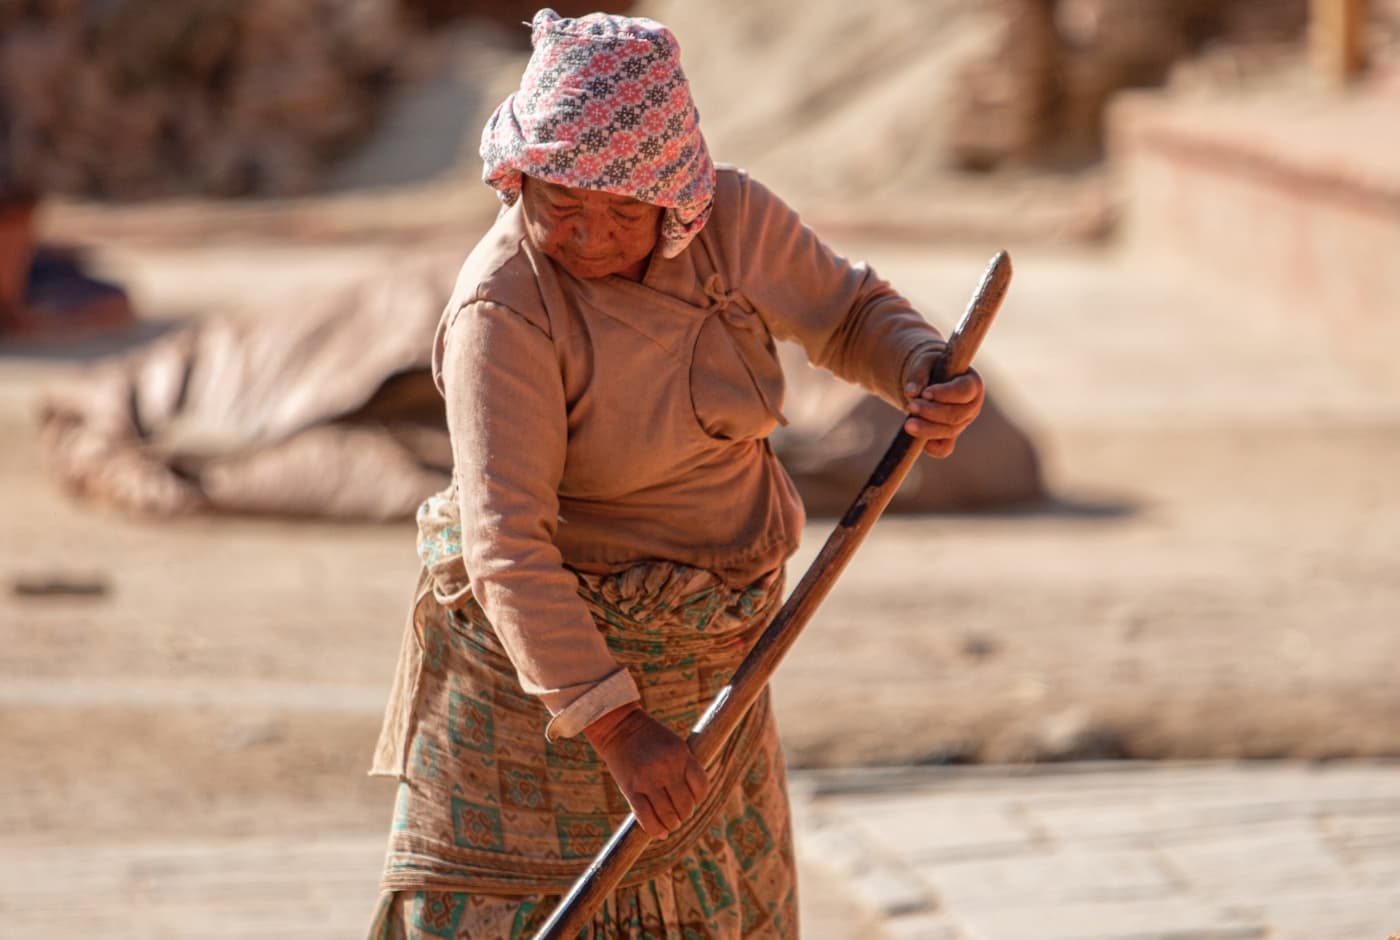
2,1,1398,937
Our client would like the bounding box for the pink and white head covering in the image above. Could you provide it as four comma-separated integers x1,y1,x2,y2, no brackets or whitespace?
480,8,715,258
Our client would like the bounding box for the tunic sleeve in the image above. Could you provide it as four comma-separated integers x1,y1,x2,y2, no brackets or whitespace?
440,299,640,737
729,173,946,406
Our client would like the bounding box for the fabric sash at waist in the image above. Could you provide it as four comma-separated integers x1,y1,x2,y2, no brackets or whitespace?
377,530,787,894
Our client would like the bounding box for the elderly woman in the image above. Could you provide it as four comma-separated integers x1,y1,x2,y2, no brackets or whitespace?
368,9,984,939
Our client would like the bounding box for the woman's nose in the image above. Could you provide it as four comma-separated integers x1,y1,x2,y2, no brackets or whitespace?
569,216,595,249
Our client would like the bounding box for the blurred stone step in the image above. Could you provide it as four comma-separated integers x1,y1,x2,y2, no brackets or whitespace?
0,837,385,939
1110,85,1400,388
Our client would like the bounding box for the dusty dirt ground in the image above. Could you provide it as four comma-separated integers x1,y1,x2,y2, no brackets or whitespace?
2,218,1398,935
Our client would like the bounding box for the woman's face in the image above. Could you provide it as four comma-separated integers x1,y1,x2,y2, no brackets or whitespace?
520,176,663,282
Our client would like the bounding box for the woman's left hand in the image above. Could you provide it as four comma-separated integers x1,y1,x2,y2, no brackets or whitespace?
902,355,986,459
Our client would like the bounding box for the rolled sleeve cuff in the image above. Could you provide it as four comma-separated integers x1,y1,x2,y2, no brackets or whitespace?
543,668,641,742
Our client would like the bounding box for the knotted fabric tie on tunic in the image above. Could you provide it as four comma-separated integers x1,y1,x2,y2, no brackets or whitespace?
701,274,789,429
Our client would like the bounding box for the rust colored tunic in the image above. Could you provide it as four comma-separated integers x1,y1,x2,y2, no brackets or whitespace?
398,166,945,738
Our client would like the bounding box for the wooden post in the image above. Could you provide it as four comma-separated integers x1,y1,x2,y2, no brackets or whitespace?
1312,0,1369,85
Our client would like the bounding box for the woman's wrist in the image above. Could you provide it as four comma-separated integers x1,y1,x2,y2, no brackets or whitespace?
582,701,645,750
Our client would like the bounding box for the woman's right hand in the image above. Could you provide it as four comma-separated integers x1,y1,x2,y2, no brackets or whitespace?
583,702,709,839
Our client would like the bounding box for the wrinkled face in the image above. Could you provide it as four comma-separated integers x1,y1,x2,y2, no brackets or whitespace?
520,176,663,282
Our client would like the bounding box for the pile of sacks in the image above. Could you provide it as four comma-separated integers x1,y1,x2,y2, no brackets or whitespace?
0,0,402,197
37,253,1045,522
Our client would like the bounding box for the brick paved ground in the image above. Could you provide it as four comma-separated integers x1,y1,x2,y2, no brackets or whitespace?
4,763,1396,938
792,762,1400,940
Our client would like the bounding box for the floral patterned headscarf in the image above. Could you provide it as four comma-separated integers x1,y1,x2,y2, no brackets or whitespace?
479,8,715,259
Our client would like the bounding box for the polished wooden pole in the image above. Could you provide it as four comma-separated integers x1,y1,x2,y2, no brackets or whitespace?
533,250,1014,940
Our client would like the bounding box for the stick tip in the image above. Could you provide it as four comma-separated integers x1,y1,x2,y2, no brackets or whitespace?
980,249,1013,300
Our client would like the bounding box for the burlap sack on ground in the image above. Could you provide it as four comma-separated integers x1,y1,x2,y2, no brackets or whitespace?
37,257,1042,521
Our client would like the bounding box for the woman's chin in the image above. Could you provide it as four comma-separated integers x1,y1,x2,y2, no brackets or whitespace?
546,250,637,280
558,258,618,280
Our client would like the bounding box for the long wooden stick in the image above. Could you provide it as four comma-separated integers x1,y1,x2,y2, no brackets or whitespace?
533,250,1013,939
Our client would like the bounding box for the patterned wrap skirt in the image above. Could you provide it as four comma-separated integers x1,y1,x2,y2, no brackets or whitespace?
367,555,798,939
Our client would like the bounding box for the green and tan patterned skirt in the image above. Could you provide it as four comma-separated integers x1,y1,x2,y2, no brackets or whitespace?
367,560,798,939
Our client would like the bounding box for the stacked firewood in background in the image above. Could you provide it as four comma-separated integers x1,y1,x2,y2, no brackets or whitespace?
398,0,634,33
0,0,402,198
